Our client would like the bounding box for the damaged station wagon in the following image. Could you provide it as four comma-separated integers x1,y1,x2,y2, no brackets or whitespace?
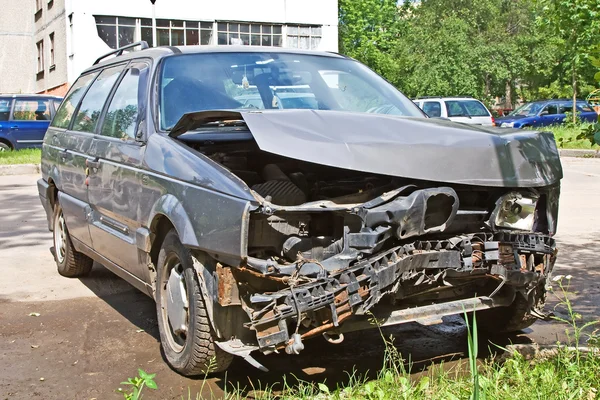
38,42,562,375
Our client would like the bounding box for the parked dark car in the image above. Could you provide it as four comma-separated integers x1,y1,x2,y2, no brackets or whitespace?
495,99,598,128
0,94,63,151
38,42,562,376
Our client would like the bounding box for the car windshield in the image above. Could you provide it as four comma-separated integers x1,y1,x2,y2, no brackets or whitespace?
159,52,424,130
510,102,543,117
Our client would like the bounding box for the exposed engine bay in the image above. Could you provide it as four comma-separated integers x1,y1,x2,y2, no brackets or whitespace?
181,134,559,362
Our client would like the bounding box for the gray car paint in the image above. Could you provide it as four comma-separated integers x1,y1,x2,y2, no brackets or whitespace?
171,109,563,188
39,47,561,300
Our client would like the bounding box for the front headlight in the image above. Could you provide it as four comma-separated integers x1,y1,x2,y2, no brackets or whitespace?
501,122,515,128
491,192,538,231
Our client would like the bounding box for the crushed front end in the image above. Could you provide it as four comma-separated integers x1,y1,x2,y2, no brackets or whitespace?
219,180,559,356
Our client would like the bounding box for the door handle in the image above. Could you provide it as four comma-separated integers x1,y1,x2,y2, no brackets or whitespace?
10,126,18,130
86,158,100,169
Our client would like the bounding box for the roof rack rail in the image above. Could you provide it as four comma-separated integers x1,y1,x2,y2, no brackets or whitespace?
93,41,149,65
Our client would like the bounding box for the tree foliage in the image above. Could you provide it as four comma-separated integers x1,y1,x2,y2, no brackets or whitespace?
338,0,600,110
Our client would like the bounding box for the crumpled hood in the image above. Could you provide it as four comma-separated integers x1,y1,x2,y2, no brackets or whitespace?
171,109,563,188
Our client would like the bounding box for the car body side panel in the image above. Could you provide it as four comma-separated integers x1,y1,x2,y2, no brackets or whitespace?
140,134,256,260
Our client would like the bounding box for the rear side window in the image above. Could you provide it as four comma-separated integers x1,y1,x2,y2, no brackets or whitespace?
101,63,148,139
0,99,11,121
12,99,52,121
72,65,124,133
445,101,467,117
52,73,98,128
422,101,442,117
577,102,594,112
459,100,490,117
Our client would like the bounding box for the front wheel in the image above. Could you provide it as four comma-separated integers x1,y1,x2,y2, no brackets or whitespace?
0,142,11,152
155,229,233,376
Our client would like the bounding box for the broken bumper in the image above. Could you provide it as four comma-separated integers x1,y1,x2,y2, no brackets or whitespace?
243,232,556,354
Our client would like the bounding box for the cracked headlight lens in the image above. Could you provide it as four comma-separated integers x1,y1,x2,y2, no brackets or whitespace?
493,192,538,231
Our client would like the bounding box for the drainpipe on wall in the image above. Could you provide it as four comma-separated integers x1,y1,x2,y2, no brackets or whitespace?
151,0,157,47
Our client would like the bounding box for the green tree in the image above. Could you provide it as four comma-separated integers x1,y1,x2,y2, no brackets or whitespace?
338,0,407,81
537,0,600,122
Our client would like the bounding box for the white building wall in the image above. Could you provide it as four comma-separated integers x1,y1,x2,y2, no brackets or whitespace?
64,0,338,83
0,0,36,93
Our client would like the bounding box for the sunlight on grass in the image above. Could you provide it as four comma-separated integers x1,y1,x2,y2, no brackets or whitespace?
0,148,42,165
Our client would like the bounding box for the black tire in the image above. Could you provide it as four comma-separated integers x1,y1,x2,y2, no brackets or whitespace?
155,229,233,376
467,292,538,334
0,142,11,152
52,202,93,277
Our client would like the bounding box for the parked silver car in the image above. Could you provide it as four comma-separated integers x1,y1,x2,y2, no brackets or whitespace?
38,42,562,376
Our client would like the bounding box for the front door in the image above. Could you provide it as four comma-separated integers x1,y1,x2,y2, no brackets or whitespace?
87,61,150,280
10,98,53,149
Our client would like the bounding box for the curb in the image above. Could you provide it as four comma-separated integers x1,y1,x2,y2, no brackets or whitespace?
559,149,600,158
0,164,41,176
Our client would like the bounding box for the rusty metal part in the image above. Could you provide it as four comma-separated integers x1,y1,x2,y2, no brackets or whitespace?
217,263,241,306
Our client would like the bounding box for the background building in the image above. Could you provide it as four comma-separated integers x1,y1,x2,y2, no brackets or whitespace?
0,0,339,95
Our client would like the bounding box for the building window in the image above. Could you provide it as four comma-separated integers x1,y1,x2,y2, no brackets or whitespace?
95,16,136,49
286,25,322,50
49,32,55,67
36,40,44,73
156,20,212,46
217,22,282,46
35,0,43,12
140,18,153,47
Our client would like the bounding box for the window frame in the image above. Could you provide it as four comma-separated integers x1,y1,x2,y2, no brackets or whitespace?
286,25,322,50
11,98,53,122
96,59,152,143
0,98,15,122
421,101,442,118
36,40,44,73
216,21,282,46
49,32,55,68
67,63,128,132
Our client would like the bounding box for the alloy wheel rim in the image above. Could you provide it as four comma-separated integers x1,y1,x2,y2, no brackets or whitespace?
161,255,190,353
54,213,67,264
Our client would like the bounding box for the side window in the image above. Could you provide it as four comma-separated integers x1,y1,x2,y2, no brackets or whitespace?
52,74,97,128
71,65,124,133
544,104,559,115
12,99,52,121
422,101,442,117
577,102,594,112
101,63,148,139
0,99,12,121
445,101,467,117
52,100,62,115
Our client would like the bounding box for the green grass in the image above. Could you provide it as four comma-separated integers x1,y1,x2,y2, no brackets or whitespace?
0,148,42,165
538,123,600,150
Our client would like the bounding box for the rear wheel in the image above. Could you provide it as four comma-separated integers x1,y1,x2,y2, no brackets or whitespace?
155,229,233,376
52,202,93,277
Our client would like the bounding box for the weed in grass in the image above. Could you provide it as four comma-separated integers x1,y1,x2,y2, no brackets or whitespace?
117,369,157,400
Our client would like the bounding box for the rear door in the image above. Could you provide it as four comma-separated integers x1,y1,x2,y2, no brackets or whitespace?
10,97,53,149
539,103,562,126
576,102,599,123
46,72,98,247
87,60,150,279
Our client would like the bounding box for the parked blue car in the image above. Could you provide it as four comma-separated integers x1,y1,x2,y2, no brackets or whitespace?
0,94,63,151
495,99,598,128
